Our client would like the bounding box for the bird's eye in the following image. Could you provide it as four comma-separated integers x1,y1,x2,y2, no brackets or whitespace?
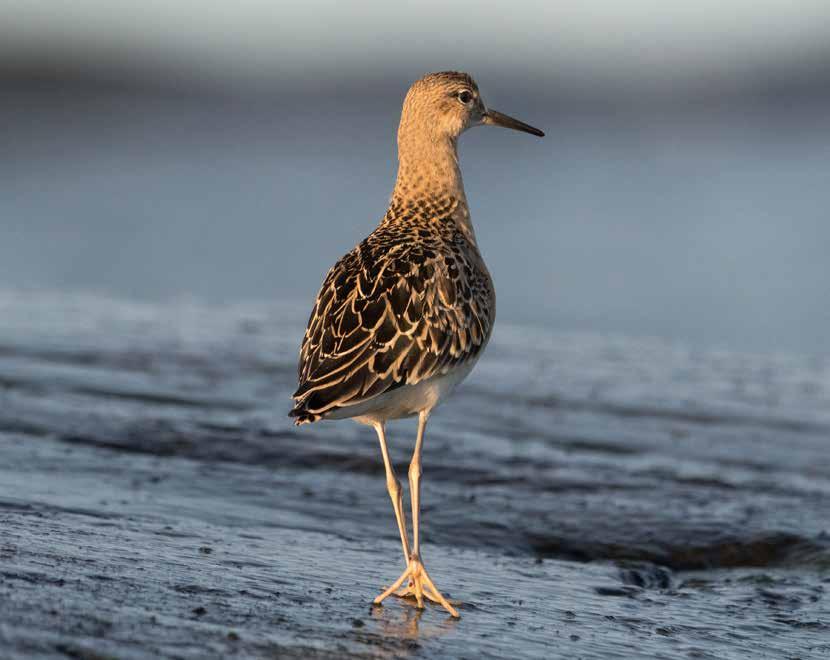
457,90,473,104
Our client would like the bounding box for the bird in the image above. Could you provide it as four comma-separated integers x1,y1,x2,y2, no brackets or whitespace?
290,71,543,617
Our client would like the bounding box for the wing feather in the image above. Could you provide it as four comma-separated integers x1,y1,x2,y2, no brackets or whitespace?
290,230,493,422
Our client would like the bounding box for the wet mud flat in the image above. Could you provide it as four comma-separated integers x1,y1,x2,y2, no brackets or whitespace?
0,291,828,659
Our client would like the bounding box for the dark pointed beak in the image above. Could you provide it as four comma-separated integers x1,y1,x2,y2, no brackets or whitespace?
482,109,544,137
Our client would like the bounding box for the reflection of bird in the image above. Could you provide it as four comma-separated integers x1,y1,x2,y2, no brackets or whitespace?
290,71,543,617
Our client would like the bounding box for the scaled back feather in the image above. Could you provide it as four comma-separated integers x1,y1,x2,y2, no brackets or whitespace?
289,193,494,424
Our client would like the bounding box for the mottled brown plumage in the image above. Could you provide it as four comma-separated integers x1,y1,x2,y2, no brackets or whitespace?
289,71,543,617
291,193,494,423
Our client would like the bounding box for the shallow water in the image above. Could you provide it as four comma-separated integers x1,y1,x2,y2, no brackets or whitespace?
0,291,828,658
2,86,830,354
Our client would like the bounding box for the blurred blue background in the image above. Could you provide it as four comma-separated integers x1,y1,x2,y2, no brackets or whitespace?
2,1,829,354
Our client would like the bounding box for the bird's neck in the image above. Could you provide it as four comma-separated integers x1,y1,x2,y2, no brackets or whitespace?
388,130,476,244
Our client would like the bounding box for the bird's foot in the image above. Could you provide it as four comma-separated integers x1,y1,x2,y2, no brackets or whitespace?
373,556,459,617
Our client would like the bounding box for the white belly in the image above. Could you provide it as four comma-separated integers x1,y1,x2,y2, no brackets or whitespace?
326,359,478,425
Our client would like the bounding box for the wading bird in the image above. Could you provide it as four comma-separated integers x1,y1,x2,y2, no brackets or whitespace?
290,71,543,617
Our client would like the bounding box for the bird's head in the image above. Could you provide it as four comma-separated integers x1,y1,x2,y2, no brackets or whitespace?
399,71,544,143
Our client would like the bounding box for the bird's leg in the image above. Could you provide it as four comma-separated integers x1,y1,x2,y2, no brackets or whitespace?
374,411,459,617
373,422,411,566
409,411,425,562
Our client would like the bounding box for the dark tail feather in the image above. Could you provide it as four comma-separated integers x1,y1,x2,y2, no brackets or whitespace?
288,405,321,425
288,395,327,425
